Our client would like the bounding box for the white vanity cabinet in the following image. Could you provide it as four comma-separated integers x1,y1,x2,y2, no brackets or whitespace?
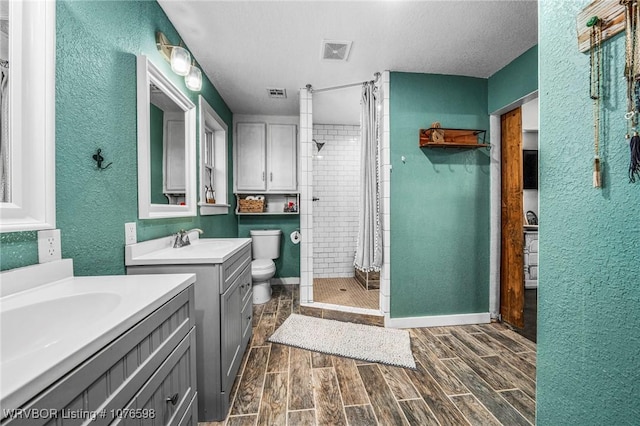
2,285,197,426
235,122,297,192
126,238,253,422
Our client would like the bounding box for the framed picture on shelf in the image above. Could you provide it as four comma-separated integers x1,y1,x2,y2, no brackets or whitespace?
525,210,538,226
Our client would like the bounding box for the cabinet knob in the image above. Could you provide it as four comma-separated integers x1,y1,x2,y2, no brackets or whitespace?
165,393,179,406
262,171,265,181
270,172,273,181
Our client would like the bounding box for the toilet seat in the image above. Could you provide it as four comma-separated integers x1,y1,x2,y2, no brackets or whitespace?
251,259,275,272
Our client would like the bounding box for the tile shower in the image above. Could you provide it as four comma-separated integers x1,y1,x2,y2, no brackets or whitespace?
312,124,361,278
299,72,391,314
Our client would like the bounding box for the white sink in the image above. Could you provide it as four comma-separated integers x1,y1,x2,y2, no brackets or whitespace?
125,233,251,265
0,259,196,411
1,292,121,362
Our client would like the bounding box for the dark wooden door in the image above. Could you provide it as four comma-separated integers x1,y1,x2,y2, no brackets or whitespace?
500,107,524,328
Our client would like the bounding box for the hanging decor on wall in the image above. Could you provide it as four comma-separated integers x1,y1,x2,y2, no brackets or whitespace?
579,1,640,184
621,0,640,182
630,136,640,181
588,16,603,188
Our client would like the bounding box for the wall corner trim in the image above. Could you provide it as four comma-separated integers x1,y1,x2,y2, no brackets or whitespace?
384,312,491,329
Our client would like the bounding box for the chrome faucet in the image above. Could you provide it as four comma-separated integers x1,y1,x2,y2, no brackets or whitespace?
173,228,203,248
173,230,190,248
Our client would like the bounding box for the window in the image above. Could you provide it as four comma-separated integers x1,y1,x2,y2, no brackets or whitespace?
203,129,214,197
0,1,56,232
198,96,228,215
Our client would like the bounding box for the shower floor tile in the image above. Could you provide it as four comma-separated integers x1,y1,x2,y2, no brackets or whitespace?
313,277,379,310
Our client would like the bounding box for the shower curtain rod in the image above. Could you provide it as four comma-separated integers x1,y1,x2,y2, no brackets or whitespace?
308,72,380,94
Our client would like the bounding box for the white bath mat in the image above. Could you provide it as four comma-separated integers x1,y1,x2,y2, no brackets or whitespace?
268,314,416,369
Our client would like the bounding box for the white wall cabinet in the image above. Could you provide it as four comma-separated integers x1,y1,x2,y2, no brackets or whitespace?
236,123,267,191
235,123,297,192
267,124,298,191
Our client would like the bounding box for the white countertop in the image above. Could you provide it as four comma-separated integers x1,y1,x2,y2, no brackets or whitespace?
0,259,195,411
125,234,251,266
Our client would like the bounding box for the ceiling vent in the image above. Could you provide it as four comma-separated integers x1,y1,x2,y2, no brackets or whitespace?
321,40,352,61
267,88,287,99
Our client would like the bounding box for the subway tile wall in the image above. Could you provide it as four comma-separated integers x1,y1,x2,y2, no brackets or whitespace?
312,124,361,278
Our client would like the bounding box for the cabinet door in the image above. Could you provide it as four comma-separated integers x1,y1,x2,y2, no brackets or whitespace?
164,113,186,193
267,124,297,191
236,123,266,191
220,281,242,393
135,329,197,426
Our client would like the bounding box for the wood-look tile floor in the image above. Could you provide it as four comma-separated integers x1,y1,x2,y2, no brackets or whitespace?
313,277,379,310
201,285,536,426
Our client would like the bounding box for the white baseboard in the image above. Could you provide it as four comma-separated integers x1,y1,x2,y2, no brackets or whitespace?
300,301,383,317
385,312,491,329
272,277,300,285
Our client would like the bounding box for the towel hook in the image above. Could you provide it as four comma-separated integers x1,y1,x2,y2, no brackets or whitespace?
92,148,113,170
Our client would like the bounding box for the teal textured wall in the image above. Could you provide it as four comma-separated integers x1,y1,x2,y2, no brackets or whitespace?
389,72,490,318
538,1,640,423
488,45,538,113
237,216,300,278
0,0,236,274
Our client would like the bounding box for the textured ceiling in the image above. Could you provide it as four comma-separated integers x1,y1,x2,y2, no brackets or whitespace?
158,0,538,125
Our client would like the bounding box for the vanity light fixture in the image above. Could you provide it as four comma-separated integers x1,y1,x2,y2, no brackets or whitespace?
170,45,191,76
156,31,203,91
185,61,203,91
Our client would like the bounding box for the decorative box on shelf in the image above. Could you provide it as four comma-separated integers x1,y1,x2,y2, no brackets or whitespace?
419,128,488,148
238,196,265,213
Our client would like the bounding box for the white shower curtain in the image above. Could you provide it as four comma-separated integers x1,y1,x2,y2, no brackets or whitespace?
0,63,8,203
354,81,382,272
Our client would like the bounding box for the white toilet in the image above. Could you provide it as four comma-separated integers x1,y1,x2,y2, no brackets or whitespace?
250,229,281,304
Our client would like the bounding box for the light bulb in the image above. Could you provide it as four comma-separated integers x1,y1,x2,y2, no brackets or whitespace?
170,46,191,76
185,66,202,91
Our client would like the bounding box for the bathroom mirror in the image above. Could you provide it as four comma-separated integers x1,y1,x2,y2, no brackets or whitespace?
0,0,56,232
137,54,196,219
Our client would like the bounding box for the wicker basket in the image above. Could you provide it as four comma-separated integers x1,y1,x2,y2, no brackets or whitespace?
239,199,265,213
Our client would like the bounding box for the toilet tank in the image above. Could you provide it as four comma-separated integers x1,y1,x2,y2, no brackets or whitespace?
250,229,282,259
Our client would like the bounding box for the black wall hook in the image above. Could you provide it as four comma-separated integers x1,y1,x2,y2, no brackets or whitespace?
93,149,113,170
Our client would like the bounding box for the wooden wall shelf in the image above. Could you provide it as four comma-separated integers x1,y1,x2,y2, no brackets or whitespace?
419,128,488,148
576,0,625,53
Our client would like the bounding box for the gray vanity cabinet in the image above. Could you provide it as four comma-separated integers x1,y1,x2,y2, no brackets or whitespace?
126,243,253,422
221,265,253,393
2,286,197,426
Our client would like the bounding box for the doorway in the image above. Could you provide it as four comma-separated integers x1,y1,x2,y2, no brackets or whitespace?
499,97,538,341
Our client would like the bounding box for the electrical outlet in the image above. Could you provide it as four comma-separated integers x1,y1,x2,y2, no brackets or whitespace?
125,222,137,245
38,229,62,263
